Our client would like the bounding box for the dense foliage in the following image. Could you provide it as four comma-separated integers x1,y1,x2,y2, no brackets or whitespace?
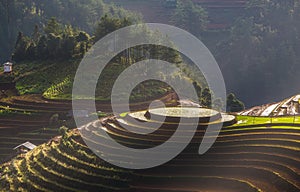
171,0,208,37
1,0,245,110
227,93,245,112
217,0,300,105
12,19,92,62
0,0,140,63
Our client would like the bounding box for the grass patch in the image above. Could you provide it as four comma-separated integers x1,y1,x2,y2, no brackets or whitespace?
0,74,14,83
0,108,32,117
230,115,300,128
42,61,171,101
12,60,79,95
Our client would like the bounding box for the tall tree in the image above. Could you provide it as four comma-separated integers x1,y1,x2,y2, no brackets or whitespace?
32,25,40,43
201,88,212,108
172,0,208,36
227,93,245,112
94,14,133,42
44,18,63,35
12,32,30,62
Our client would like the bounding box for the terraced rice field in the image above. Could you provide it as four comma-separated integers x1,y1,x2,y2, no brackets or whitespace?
0,113,56,163
0,93,178,114
239,94,300,117
1,106,300,191
0,129,133,192
0,93,177,163
0,94,68,163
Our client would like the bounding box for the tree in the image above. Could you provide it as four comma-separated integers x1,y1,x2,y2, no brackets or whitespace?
79,42,87,58
172,0,208,36
76,31,90,42
12,32,30,62
32,24,40,43
0,0,140,63
94,14,133,42
227,93,245,112
36,35,48,60
44,17,62,35
201,88,212,108
25,42,36,60
61,35,76,59
47,33,62,59
192,81,202,101
217,0,300,106
11,16,95,61
213,98,224,111
59,126,69,136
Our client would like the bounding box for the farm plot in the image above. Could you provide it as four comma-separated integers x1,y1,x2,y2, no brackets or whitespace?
1,107,300,191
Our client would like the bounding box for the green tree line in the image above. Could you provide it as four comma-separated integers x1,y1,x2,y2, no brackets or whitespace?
0,0,140,63
12,18,92,61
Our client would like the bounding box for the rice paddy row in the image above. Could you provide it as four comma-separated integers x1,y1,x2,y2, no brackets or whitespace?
1,107,300,191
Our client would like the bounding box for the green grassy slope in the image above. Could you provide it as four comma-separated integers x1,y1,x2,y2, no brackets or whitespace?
5,60,172,101
11,60,79,96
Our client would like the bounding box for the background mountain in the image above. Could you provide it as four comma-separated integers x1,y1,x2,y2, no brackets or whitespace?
107,0,300,107
2,0,300,107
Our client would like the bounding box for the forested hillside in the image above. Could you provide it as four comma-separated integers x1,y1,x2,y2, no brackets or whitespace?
2,0,299,107
3,1,238,110
0,0,140,63
98,0,300,107
1,1,300,191
216,0,300,106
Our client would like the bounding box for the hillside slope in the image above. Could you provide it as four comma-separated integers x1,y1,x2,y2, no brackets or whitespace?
0,61,79,97
1,100,300,191
1,60,173,101
238,94,300,117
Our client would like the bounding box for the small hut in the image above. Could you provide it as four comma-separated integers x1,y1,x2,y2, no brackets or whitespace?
3,62,13,73
13,141,36,153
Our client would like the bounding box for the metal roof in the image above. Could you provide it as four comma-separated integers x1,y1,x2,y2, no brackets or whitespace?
13,141,37,150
